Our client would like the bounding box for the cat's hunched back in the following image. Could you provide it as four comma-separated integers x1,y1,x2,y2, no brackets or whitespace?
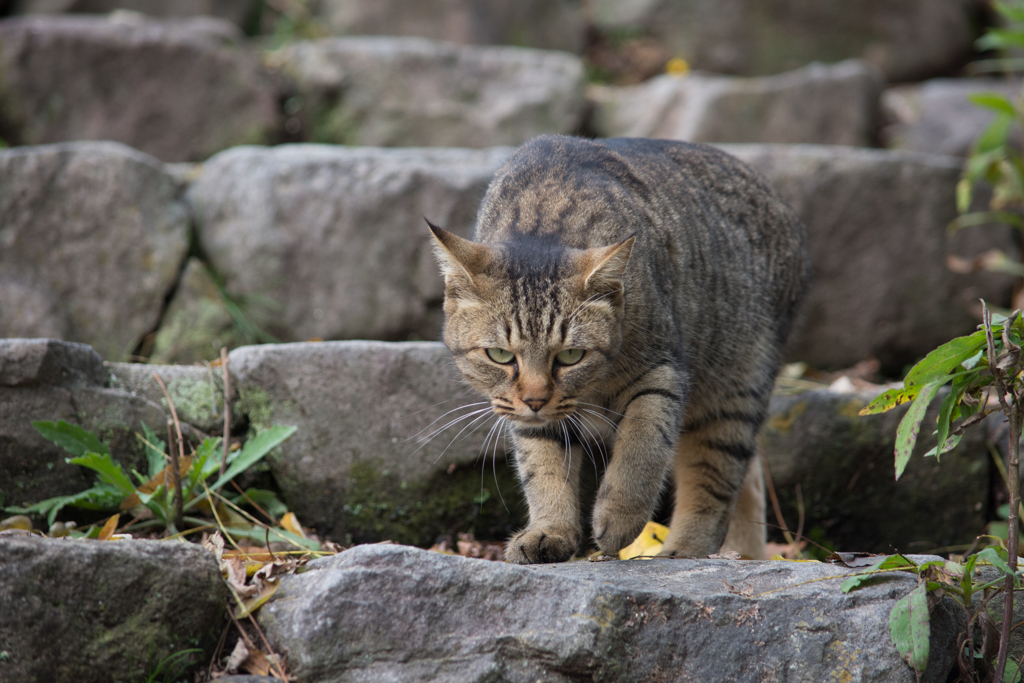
430,135,810,562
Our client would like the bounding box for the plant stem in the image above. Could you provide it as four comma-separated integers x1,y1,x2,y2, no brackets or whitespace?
166,420,183,532
219,346,232,478
997,399,1021,683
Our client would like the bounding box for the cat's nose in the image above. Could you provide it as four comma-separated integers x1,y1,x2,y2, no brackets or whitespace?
523,397,548,412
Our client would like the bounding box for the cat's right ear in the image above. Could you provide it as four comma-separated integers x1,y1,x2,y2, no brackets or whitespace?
426,219,492,288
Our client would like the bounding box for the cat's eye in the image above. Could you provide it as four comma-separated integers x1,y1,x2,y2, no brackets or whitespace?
555,349,585,366
486,348,515,364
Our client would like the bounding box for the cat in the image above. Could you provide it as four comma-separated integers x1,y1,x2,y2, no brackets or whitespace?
429,135,809,563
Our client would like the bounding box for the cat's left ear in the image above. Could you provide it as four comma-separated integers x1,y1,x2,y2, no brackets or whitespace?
426,219,492,286
582,234,636,292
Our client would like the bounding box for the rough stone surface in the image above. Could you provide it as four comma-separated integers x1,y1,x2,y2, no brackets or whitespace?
0,535,227,683
12,0,259,28
724,144,1014,372
0,142,190,362
881,78,1022,157
228,341,524,546
0,14,279,162
312,0,585,54
589,60,883,147
272,37,585,148
107,359,236,435
148,257,243,365
0,338,106,388
587,0,977,82
762,387,989,554
260,543,963,683
187,144,512,344
0,339,186,512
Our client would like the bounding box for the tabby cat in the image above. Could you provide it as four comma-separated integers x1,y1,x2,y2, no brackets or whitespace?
429,135,809,563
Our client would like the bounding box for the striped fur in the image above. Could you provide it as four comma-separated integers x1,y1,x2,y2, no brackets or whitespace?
430,136,809,563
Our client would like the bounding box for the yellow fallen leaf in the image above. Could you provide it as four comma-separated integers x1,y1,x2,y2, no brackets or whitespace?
233,580,280,619
619,521,670,560
280,512,306,538
1,515,32,532
769,554,820,562
97,514,120,541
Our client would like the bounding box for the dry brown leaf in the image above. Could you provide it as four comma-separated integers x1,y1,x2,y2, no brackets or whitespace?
708,551,742,560
241,648,273,677
119,456,193,510
224,638,249,673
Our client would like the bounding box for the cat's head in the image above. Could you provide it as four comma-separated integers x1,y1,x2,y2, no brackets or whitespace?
428,221,634,426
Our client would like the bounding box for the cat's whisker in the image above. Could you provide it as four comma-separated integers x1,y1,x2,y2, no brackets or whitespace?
428,408,497,464
576,406,623,434
568,413,608,473
566,415,602,481
406,402,491,441
412,405,492,446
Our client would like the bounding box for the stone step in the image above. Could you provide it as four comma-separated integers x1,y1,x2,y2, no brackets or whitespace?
270,36,586,148
258,543,962,682
0,535,226,683
0,14,279,162
0,338,995,555
2,139,1007,371
590,59,883,148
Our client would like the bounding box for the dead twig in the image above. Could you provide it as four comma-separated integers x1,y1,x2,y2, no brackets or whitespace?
153,373,186,530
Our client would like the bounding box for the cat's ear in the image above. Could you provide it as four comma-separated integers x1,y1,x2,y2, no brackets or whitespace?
582,234,636,292
426,219,492,286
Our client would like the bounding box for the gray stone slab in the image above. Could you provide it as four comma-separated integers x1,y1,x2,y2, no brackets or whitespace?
312,0,584,54
228,341,524,545
587,0,975,82
0,14,279,162
260,543,962,682
272,36,585,148
590,60,883,147
187,144,512,344
882,78,1022,157
0,142,190,361
0,535,226,683
724,144,1014,372
763,387,989,554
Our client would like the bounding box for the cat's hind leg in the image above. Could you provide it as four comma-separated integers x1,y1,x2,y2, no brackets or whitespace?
660,406,765,558
719,452,766,560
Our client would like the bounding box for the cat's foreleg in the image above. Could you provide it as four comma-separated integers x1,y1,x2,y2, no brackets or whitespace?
591,375,683,556
504,430,583,564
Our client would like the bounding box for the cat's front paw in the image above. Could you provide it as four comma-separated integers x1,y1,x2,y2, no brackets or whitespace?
592,508,649,557
505,526,578,564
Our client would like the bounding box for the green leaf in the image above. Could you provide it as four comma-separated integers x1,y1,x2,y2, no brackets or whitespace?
977,28,1024,51
969,92,1019,117
222,523,320,551
186,426,296,509
895,381,944,480
949,211,1024,235
67,451,136,498
230,488,290,520
930,387,961,461
859,387,919,416
923,434,962,458
889,583,931,673
904,332,988,387
32,420,110,458
139,423,167,480
977,546,1018,585
1005,659,1022,683
978,114,1014,155
957,177,973,214
840,554,919,593
5,483,124,525
994,0,1024,22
